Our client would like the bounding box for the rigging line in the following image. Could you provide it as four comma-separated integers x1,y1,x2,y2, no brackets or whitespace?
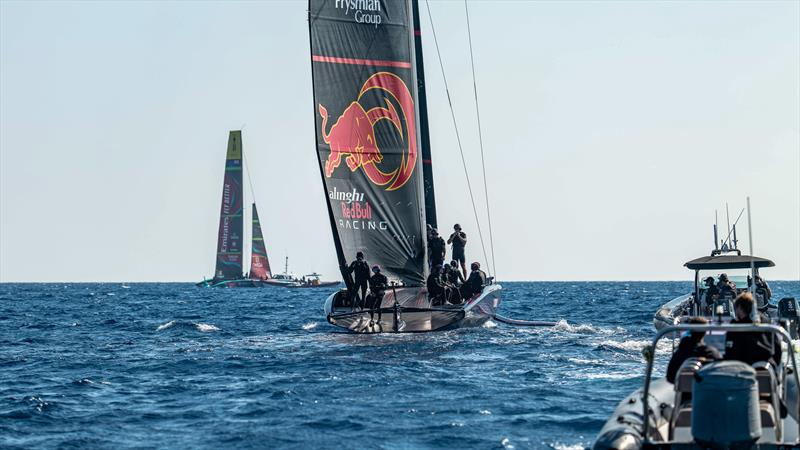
242,146,258,208
424,0,489,272
464,0,496,279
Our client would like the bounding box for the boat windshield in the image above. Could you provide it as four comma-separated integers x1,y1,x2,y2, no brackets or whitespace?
697,268,761,289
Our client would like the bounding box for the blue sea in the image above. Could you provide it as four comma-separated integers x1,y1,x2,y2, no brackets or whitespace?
2,281,799,449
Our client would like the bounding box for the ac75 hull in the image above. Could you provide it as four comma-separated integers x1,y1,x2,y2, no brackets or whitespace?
323,284,502,333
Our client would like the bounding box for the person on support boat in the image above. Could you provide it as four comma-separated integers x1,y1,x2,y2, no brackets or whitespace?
367,265,388,323
347,251,370,310
427,264,446,306
717,273,737,298
447,224,467,279
428,229,446,268
724,292,782,367
460,262,486,301
749,274,773,309
700,276,720,312
666,316,720,383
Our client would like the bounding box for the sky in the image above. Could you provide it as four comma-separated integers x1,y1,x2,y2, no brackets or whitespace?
1,0,798,282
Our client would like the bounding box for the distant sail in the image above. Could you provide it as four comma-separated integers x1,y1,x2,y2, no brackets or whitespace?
309,0,428,286
213,131,244,281
248,203,271,280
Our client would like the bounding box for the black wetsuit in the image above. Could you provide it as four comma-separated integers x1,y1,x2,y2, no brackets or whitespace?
427,271,445,305
445,265,465,287
348,259,370,307
666,336,721,383
428,236,446,267
449,232,467,264
725,317,782,367
717,281,737,298
367,273,388,309
461,269,486,300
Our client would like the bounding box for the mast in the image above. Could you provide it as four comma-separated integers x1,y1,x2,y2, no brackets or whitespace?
213,131,244,281
411,0,437,230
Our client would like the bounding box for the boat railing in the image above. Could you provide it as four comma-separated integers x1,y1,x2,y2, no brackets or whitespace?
641,323,800,442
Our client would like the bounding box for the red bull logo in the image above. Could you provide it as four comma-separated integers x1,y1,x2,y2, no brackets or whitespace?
318,72,417,191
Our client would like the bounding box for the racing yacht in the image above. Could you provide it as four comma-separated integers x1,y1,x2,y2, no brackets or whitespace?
593,323,800,450
307,0,502,332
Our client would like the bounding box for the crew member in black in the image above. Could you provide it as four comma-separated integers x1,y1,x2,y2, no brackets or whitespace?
428,229,446,268
427,264,446,306
717,273,737,297
666,317,721,383
367,265,388,323
347,251,370,310
725,292,782,367
447,224,467,279
701,276,720,311
445,260,465,287
749,274,773,305
460,262,486,300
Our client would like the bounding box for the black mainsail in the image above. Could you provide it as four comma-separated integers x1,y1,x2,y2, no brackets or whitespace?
309,0,428,286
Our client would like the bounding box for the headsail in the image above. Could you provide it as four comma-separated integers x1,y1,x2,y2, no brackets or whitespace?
309,0,428,286
249,203,272,280
213,131,244,281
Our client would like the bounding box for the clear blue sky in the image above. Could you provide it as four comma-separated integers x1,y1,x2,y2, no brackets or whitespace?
1,1,798,282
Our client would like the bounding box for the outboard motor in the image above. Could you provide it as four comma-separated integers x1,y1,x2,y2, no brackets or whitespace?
778,297,799,339
692,361,760,449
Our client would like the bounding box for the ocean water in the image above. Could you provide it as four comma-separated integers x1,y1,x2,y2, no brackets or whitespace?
1,281,799,449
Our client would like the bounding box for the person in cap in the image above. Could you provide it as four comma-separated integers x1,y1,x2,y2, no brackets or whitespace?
724,292,782,367
460,262,486,300
701,276,720,310
346,251,370,310
447,223,468,279
717,273,737,297
428,228,446,268
367,265,388,323
666,316,720,383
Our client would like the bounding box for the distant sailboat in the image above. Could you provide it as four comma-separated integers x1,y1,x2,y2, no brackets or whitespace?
196,131,273,288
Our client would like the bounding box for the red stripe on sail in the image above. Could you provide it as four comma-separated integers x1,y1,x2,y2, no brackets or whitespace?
312,55,412,69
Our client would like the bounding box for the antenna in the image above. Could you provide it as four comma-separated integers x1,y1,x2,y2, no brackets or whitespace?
725,203,731,249
714,210,719,250
747,197,755,292
732,224,738,250
746,197,756,321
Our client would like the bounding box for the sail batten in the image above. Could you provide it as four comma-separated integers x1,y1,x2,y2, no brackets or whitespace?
213,131,244,281
309,0,428,286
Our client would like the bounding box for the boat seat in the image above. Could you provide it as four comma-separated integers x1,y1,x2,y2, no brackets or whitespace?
670,358,707,441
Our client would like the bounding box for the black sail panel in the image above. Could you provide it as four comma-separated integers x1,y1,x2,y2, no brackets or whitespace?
213,131,244,281
309,0,427,285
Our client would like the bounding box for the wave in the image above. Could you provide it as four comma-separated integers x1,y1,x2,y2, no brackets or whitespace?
549,319,616,335
302,322,318,331
196,323,219,332
156,320,219,333
156,320,176,331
